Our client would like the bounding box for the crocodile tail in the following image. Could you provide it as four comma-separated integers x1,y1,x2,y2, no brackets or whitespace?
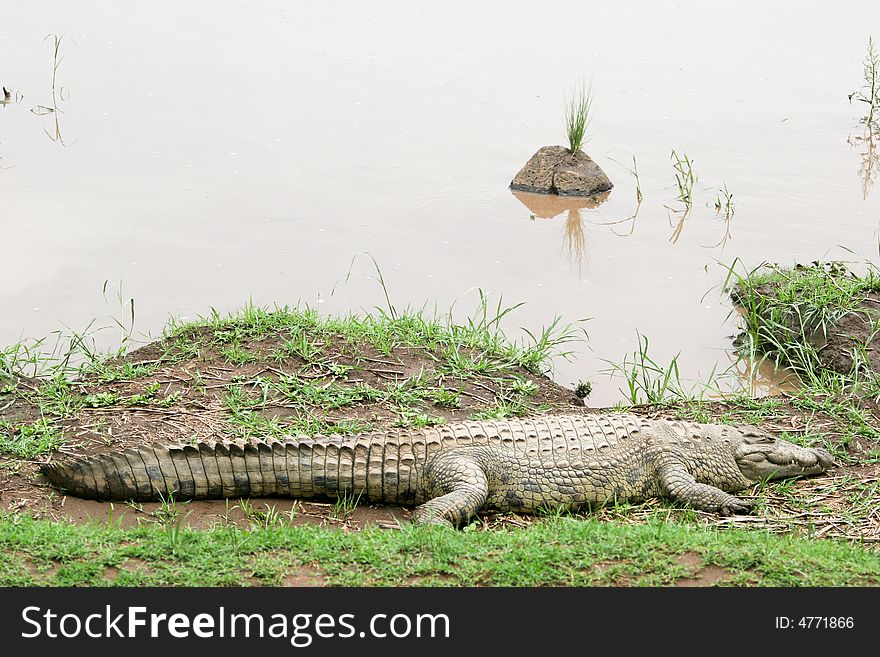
39,439,311,502
39,437,407,503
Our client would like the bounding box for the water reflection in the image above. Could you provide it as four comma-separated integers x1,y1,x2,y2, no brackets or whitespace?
592,202,640,237
0,87,21,167
848,126,878,199
0,87,22,106
728,352,800,398
511,191,610,269
664,189,736,249
666,205,690,244
702,187,736,250
702,214,734,250
29,34,71,146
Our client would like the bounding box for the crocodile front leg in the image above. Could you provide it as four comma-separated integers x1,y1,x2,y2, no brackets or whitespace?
412,450,489,527
658,461,754,515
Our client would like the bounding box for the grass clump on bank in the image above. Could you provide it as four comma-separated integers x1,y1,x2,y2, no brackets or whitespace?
726,260,880,393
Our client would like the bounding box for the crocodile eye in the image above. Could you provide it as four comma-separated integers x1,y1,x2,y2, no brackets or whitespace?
741,429,775,444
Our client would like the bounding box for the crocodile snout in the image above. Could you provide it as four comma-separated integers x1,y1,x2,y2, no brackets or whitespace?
766,446,834,470
737,438,834,481
815,448,835,469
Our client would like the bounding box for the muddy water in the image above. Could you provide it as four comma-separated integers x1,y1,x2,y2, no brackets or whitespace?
1,1,879,406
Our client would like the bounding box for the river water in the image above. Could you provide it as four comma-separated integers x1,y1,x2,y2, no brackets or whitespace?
2,1,879,405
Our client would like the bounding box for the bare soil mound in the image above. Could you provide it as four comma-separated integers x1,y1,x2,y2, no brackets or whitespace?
0,323,583,527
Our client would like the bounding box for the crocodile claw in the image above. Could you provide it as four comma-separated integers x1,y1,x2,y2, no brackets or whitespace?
718,497,755,516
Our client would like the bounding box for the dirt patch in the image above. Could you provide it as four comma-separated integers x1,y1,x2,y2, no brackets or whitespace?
282,564,327,587
402,573,455,586
813,295,880,375
672,552,735,587
22,558,61,579
580,560,636,585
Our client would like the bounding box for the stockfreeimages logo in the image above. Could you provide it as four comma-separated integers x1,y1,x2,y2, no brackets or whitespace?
20,606,450,647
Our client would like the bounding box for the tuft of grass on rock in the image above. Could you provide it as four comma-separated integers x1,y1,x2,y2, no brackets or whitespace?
563,80,594,154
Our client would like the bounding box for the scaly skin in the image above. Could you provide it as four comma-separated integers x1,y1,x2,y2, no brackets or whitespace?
40,414,834,526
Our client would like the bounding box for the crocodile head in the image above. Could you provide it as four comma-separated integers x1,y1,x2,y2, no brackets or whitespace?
734,427,834,482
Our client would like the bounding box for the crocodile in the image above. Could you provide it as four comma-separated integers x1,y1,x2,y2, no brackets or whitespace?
40,414,833,526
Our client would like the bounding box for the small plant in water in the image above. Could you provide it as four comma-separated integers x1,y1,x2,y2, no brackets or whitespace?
713,183,735,219
670,149,697,207
31,33,71,145
849,36,880,129
704,185,735,250
563,80,594,154
631,154,643,204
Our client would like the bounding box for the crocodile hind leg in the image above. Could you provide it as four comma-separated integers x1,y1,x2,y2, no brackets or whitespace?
412,451,489,527
658,462,755,515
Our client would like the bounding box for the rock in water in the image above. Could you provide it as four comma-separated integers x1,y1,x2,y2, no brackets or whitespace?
510,145,613,196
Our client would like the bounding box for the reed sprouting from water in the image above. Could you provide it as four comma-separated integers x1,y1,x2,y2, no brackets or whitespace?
30,33,71,145
670,149,696,207
849,36,880,129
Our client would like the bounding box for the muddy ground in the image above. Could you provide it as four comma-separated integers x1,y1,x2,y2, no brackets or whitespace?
1,325,584,529
1,324,878,543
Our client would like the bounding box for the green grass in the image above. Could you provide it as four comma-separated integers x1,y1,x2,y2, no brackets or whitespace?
331,490,363,522
234,499,292,530
631,154,643,204
0,513,876,586
726,260,880,391
713,183,735,219
219,344,258,365
602,332,693,405
563,80,593,154
849,36,880,128
674,394,786,426
429,387,462,409
0,417,64,458
670,149,697,207
92,361,162,383
1,294,587,447
163,296,585,378
278,332,325,363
